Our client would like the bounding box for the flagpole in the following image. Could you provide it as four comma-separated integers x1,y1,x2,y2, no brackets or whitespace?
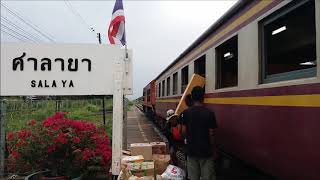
109,0,128,177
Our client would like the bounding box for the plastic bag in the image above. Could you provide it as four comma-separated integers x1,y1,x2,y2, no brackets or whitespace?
161,165,185,180
128,175,162,180
153,154,171,174
117,167,132,180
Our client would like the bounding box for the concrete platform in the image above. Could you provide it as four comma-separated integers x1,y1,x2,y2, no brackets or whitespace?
126,106,163,148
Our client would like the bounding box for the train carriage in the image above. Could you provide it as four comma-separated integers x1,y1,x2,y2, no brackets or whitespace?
144,0,320,179
142,80,156,117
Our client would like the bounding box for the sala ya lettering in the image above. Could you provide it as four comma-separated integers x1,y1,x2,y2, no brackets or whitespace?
31,80,74,88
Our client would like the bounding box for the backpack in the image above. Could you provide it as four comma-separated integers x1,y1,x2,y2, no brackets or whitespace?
171,126,182,141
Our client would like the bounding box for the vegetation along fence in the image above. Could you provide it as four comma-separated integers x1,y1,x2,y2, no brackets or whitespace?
0,96,113,177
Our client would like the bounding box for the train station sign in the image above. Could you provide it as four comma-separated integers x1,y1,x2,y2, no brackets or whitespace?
0,43,132,96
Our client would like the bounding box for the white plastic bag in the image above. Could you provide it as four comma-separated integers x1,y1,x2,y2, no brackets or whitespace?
161,165,185,180
117,167,132,180
128,175,163,180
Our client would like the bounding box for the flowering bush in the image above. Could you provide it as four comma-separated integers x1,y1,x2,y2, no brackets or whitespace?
6,112,112,178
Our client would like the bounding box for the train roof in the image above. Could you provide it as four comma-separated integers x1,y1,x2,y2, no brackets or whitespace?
143,79,155,90
155,0,250,80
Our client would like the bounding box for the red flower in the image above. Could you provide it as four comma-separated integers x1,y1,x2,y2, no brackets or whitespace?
71,137,80,143
11,151,19,159
82,148,92,161
90,133,99,140
27,119,37,126
48,145,57,153
40,140,45,145
6,112,112,174
55,132,68,144
17,130,31,139
7,132,14,141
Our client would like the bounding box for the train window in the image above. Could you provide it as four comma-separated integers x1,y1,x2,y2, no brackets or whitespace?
194,55,206,78
167,77,171,96
181,66,189,93
158,83,161,97
173,72,178,95
162,80,165,97
147,89,151,101
260,0,316,83
216,35,238,89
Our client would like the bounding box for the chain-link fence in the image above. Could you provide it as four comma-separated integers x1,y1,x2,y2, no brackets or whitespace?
0,96,113,177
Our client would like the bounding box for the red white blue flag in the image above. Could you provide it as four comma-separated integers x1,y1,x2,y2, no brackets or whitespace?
108,0,126,46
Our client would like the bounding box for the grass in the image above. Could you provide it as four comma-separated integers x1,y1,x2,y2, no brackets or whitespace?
5,101,56,131
4,98,114,137
3,97,136,139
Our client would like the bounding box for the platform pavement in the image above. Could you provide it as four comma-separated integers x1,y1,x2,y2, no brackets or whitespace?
125,106,164,149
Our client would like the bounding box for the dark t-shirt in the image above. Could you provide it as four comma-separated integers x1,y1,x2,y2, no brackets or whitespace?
181,105,217,157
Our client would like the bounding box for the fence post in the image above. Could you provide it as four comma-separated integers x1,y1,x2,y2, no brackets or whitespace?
103,96,106,125
55,100,58,112
0,99,6,178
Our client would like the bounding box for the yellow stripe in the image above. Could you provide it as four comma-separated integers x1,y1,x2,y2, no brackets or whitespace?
157,94,320,107
179,1,274,66
204,95,320,107
157,99,180,103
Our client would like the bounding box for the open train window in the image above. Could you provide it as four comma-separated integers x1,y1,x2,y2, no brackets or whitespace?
173,72,178,95
167,77,171,96
162,80,165,97
158,83,161,97
260,0,316,83
181,66,189,93
216,35,238,89
194,55,206,78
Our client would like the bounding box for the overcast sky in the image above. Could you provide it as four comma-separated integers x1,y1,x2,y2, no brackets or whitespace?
1,0,237,99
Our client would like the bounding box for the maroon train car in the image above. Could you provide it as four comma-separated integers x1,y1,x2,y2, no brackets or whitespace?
145,0,320,179
142,80,156,116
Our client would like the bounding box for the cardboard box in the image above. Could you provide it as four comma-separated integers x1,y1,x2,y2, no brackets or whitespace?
122,155,145,167
123,150,131,156
126,161,155,177
175,74,205,116
130,143,153,160
150,142,167,155
152,154,170,175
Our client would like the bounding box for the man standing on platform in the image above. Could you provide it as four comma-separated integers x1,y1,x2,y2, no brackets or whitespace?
181,86,217,180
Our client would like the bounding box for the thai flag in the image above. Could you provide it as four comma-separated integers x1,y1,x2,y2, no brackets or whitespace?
108,0,126,46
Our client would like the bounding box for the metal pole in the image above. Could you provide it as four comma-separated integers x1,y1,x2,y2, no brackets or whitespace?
57,100,60,112
103,96,106,125
97,33,101,44
0,99,6,178
55,99,58,112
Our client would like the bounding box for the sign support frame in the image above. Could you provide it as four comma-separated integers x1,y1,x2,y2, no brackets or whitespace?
0,43,132,177
111,60,124,176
